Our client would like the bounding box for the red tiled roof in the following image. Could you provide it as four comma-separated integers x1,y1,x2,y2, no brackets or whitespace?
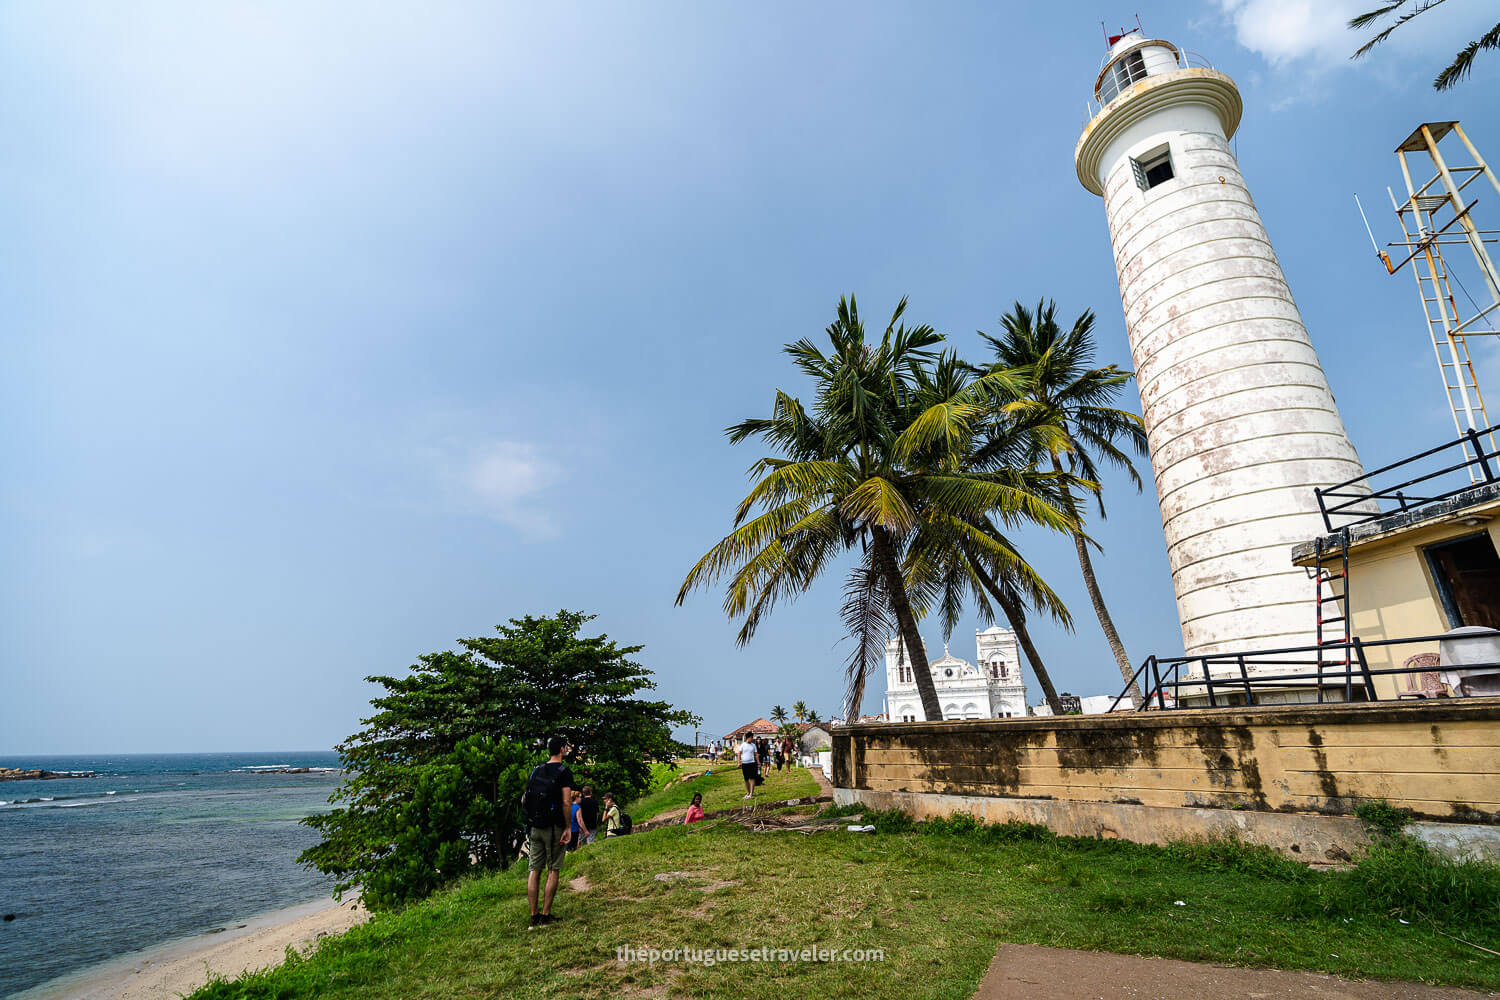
724,718,778,738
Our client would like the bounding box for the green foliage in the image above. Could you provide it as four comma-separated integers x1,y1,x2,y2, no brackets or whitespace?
301,734,532,911
299,610,699,910
677,297,1074,722
1355,799,1416,840
1348,2,1500,91
1162,838,1312,883
1318,834,1500,929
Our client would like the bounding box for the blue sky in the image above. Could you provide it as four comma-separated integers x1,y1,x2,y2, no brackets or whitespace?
2,2,1497,753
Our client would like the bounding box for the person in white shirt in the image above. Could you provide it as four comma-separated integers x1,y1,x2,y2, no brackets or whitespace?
737,736,759,799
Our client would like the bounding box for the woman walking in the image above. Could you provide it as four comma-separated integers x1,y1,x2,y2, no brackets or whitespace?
738,735,759,800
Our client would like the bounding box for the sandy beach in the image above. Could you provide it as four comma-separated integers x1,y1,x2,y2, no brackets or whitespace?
24,897,366,1000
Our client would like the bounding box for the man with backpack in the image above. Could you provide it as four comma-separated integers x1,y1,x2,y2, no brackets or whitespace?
523,736,575,929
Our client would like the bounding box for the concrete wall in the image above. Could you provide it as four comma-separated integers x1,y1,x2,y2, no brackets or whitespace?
1076,58,1367,665
832,701,1500,857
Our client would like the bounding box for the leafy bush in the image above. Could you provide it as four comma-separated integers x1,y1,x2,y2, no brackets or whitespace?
1355,800,1416,840
301,735,533,911
866,808,917,833
980,820,1057,843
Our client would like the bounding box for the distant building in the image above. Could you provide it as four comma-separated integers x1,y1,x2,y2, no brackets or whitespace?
723,718,778,743
794,723,832,753
882,627,1028,722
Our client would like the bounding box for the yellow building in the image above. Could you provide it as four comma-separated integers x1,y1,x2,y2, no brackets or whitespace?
1291,480,1500,700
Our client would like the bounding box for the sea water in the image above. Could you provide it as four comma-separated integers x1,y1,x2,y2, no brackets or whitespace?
0,752,344,998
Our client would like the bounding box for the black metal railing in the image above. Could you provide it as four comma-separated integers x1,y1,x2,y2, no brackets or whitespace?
1315,424,1500,534
1107,632,1499,712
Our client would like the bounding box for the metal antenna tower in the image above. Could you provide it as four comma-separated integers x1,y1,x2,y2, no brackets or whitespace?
1365,122,1500,477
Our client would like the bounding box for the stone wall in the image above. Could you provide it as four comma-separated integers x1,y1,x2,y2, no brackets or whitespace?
832,701,1500,859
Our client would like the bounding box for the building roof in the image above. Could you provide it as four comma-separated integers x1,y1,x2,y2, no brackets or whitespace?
724,718,778,739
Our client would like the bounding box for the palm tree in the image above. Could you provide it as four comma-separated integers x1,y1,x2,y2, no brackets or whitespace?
770,705,788,725
900,353,1078,716
805,709,822,725
980,301,1149,707
678,297,1071,722
791,700,808,723
1349,1,1500,90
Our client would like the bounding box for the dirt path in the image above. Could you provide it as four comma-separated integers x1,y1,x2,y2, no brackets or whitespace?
974,944,1495,999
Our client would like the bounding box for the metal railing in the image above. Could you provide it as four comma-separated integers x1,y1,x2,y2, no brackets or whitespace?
1315,423,1500,533
1087,48,1212,120
1107,633,1498,712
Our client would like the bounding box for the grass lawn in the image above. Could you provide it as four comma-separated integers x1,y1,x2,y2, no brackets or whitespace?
627,759,819,823
190,813,1500,1000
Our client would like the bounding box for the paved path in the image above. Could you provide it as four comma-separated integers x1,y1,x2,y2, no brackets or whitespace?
974,944,1496,999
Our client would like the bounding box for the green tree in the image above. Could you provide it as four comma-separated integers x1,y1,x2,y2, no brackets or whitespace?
899,356,1077,715
678,298,1068,722
299,611,698,909
792,700,809,723
300,734,533,910
980,302,1149,707
805,709,822,724
770,704,789,725
1350,1,1500,90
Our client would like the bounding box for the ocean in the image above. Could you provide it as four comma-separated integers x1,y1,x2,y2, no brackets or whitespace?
0,752,345,999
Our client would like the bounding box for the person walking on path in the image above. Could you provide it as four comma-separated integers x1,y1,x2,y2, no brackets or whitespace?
684,791,705,824
738,735,759,800
602,793,622,837
524,736,574,929
579,786,599,846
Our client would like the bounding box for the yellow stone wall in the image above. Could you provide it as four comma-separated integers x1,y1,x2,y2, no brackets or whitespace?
832,700,1500,823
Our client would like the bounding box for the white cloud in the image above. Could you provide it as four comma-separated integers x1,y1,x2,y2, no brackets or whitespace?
1217,0,1361,66
459,441,562,536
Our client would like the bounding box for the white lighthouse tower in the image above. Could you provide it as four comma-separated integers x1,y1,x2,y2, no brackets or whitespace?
1075,32,1367,682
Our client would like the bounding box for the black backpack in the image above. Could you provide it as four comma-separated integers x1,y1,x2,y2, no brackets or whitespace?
522,763,563,828
619,812,632,835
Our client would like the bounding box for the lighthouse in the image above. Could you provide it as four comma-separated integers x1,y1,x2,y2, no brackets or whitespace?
1074,32,1367,683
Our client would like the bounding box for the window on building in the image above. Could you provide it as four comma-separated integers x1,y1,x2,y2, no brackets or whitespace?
1425,533,1500,627
1102,50,1147,103
1130,145,1174,191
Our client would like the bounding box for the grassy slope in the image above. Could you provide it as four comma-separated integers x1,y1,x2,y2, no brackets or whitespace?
190,818,1500,1000
627,759,819,823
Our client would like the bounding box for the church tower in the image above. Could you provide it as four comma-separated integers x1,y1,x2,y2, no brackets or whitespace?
1074,31,1366,663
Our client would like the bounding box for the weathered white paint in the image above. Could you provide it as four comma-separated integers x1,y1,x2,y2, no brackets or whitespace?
1075,35,1367,665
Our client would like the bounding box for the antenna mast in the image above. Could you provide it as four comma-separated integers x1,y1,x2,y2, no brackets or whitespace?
1375,121,1500,473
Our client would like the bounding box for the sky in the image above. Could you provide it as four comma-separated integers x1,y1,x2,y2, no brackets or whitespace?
2,2,1497,754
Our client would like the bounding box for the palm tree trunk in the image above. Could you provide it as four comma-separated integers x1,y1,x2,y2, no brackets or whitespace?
1069,531,1143,707
1048,459,1142,708
965,554,1065,716
872,526,942,721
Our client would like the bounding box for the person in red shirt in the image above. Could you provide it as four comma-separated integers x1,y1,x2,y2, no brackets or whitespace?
684,791,705,824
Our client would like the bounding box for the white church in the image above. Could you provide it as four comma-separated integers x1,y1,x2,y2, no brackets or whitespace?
882,627,1029,722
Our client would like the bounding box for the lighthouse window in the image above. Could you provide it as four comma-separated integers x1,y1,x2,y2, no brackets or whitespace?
1131,145,1174,191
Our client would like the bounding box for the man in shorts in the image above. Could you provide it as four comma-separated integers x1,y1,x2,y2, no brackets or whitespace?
525,736,574,928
